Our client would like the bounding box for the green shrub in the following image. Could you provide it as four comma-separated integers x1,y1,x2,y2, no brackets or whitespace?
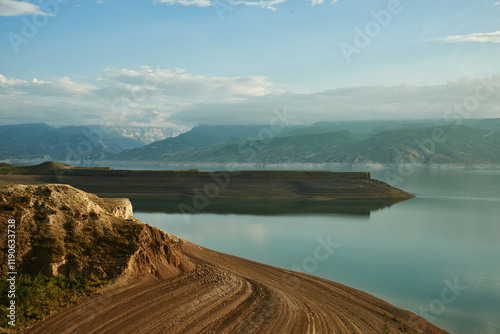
0,274,108,333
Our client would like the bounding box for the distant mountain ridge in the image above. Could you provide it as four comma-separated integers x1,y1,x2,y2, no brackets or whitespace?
114,125,275,161
2,120,500,166
113,126,188,145
0,123,184,162
0,123,143,162
113,119,500,166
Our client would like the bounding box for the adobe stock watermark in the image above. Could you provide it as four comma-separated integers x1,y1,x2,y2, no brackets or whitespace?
384,74,499,186
6,219,17,328
339,0,407,64
54,123,118,182
55,66,164,181
177,106,297,224
443,75,500,130
236,234,340,332
291,235,340,275
213,0,235,21
7,0,70,54
409,276,467,332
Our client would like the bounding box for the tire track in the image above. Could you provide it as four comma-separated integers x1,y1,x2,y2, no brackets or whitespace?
27,241,449,334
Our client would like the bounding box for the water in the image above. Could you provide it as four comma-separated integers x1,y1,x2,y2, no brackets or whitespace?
132,168,500,334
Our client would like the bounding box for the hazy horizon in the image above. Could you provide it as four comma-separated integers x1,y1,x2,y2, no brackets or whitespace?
1,0,500,129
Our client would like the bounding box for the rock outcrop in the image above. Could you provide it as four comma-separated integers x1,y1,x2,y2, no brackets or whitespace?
0,184,194,280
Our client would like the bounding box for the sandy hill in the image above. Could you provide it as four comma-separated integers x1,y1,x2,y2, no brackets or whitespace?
0,184,193,281
0,184,446,333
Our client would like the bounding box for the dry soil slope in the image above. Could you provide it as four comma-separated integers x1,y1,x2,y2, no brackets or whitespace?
0,184,445,334
0,184,193,280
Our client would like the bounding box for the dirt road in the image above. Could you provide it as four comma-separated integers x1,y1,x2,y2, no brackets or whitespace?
28,240,446,334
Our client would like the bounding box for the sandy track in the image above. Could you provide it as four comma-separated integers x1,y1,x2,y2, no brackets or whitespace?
27,239,447,334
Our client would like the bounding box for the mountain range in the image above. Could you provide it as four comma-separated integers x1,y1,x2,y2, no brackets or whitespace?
114,119,500,166
0,123,180,162
2,120,500,166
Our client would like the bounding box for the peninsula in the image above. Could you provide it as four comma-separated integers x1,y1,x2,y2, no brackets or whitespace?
0,162,414,201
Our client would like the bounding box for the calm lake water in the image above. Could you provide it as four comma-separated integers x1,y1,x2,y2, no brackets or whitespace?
131,168,500,334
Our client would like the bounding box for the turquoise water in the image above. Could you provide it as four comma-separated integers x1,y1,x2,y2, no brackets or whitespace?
132,169,500,334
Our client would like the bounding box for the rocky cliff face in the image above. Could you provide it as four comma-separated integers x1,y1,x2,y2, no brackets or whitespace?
0,184,194,280
113,126,188,144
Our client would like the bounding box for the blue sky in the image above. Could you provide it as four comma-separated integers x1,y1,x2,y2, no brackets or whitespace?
1,0,499,128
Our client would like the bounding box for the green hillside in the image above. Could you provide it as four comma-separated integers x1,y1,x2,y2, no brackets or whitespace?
3,120,500,165
112,121,500,165
315,125,500,164
115,125,272,161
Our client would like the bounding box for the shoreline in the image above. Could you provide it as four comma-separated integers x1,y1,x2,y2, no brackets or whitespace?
4,160,500,171
0,162,414,201
0,183,444,334
0,173,414,201
29,238,449,334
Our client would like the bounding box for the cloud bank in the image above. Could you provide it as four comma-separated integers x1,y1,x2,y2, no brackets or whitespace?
171,76,500,125
153,0,332,10
228,0,286,10
0,0,51,16
0,68,276,127
153,0,212,7
1,69,499,127
431,30,500,43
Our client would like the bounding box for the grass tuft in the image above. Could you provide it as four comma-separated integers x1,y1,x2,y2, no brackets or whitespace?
0,274,108,333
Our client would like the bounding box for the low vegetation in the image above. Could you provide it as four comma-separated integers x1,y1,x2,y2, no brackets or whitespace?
0,274,108,333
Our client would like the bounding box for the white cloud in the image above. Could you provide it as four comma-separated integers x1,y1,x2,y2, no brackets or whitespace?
431,30,500,43
171,75,500,125
310,0,339,5
0,74,24,86
0,75,98,96
153,0,211,7
2,70,499,127
0,68,276,126
228,0,338,9
96,67,274,102
228,0,286,10
152,0,336,9
0,0,51,16
493,1,500,6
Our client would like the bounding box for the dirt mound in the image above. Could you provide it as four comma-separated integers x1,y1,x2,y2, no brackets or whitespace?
28,161,73,171
0,184,194,280
37,161,71,168
0,163,16,174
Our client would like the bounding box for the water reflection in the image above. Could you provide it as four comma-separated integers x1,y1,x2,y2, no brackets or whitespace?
131,169,500,334
129,198,409,216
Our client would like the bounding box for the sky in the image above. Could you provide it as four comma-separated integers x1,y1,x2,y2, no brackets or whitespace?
0,0,499,129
